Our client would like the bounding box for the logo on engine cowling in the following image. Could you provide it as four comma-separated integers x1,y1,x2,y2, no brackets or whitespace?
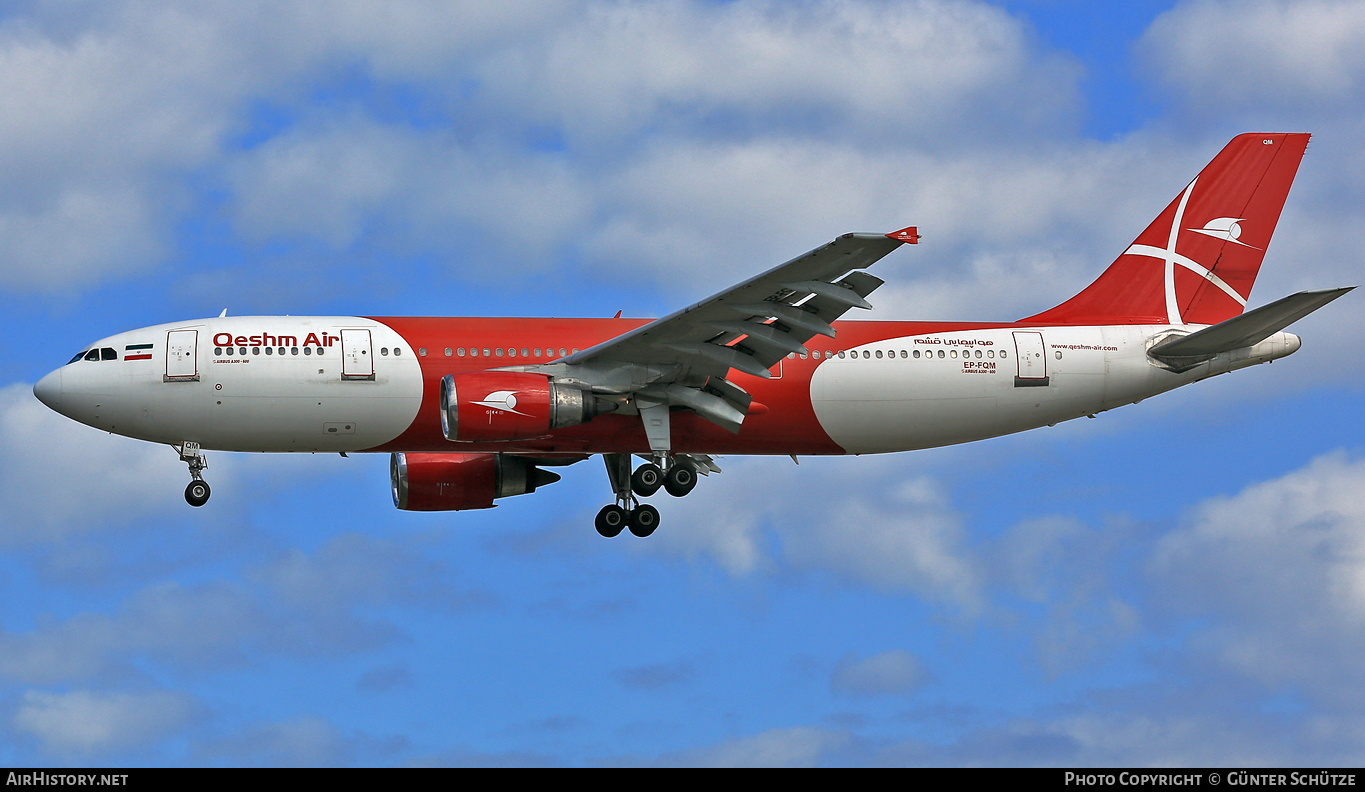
472,390,532,416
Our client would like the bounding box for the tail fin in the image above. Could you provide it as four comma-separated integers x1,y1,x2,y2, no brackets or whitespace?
1025,133,1310,326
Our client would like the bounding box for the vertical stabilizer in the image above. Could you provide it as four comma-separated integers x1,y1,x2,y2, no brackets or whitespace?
1025,133,1310,326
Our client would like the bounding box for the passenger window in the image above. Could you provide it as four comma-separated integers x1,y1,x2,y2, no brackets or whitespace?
875,350,882,359
534,348,543,357
419,347,427,356
1055,350,1063,359
913,350,920,359
393,347,401,356
787,353,795,359
381,347,389,356
976,350,982,358
252,347,261,355
445,348,453,357
560,348,568,357
292,347,299,355
522,348,529,357
988,349,994,358
304,347,312,356
214,347,223,356
862,351,870,359
316,347,324,356
484,348,492,357
938,350,945,359
457,348,466,357
265,347,273,355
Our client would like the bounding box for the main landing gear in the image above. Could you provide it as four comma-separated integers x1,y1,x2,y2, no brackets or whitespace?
595,453,698,538
178,442,211,507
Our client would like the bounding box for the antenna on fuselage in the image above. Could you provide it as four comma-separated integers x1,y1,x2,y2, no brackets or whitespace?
219,309,227,317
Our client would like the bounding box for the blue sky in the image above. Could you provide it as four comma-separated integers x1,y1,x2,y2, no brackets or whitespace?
2,0,1364,766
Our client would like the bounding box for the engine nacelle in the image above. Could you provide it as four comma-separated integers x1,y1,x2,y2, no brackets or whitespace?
390,452,561,511
440,371,602,442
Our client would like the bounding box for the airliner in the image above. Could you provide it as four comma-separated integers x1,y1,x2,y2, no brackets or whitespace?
32,134,1352,538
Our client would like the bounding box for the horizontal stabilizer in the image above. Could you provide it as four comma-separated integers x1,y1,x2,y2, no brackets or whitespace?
1150,287,1353,359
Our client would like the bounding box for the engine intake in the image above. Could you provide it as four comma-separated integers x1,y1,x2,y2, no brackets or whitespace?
390,452,561,511
440,371,606,442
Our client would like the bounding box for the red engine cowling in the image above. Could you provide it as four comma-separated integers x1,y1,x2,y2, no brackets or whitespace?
390,452,561,511
440,371,603,442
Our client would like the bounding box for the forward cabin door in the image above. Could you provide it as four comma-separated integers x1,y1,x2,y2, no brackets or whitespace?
341,329,375,381
1012,331,1049,387
164,329,199,382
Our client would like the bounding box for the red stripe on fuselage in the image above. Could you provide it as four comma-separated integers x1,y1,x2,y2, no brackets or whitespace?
363,316,1023,457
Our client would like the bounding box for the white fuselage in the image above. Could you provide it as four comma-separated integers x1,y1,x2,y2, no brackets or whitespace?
33,316,1301,457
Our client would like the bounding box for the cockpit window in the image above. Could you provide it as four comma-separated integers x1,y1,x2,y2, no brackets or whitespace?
69,351,88,364
84,349,100,362
101,347,117,361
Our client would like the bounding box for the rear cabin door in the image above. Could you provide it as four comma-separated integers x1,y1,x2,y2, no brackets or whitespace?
164,329,199,382
1012,331,1049,387
341,329,375,381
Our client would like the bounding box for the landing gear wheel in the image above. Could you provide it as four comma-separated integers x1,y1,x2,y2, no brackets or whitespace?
185,479,211,507
628,504,660,538
631,463,663,496
663,462,697,497
595,504,628,538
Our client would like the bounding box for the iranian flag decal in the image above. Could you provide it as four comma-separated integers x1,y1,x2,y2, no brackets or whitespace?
125,343,153,361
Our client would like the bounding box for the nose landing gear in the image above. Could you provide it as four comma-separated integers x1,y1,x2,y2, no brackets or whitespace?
178,442,211,507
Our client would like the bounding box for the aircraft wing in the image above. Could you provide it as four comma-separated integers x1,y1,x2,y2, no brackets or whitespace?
534,227,919,439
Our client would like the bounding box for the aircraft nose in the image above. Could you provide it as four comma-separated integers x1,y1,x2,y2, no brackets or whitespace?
33,369,62,410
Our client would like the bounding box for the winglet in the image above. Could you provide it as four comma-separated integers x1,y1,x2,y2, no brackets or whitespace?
887,226,920,244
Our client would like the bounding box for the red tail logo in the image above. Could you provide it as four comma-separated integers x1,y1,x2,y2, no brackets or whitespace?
1026,133,1310,326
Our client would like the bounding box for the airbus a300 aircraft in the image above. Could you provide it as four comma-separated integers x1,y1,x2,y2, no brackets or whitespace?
32,133,1352,537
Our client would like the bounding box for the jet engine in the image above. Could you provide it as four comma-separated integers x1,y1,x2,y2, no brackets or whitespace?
440,371,609,442
390,452,561,511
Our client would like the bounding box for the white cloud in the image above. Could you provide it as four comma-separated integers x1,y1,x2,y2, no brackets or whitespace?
0,383,186,542
646,457,983,611
994,516,1143,673
1140,0,1365,115
0,582,265,685
646,725,850,768
1151,451,1365,703
0,532,481,686
473,0,1080,146
0,0,1087,296
226,115,591,271
193,715,405,767
831,649,929,698
778,475,983,609
12,689,197,758
248,531,478,617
